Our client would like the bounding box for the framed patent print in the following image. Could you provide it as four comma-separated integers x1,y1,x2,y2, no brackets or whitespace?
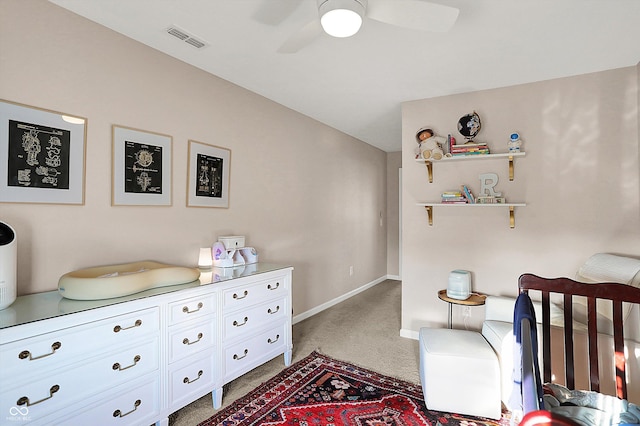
112,125,172,206
0,99,86,204
186,140,230,208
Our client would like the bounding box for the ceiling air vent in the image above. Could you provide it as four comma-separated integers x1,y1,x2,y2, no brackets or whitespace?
165,26,208,49
184,38,206,49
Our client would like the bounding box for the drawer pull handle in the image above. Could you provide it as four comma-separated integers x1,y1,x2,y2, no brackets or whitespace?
233,349,249,360
233,290,248,299
112,355,141,371
183,370,204,384
183,333,204,345
268,334,280,344
268,282,280,290
268,306,280,314
113,319,142,333
113,399,141,418
183,302,204,314
17,385,60,407
19,341,61,361
233,316,249,327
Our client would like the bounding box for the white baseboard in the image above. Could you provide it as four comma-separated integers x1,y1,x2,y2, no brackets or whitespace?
400,328,419,340
387,274,401,280
292,275,390,324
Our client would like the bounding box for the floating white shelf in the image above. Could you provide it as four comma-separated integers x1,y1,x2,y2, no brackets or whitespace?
416,202,527,228
416,152,526,183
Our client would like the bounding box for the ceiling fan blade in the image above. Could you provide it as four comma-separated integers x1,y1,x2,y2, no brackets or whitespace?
253,0,304,26
277,20,323,53
366,0,459,33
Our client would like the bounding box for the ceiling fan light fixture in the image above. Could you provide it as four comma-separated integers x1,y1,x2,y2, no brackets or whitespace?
319,0,365,38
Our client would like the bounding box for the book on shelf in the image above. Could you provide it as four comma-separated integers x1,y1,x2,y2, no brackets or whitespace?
451,142,488,148
451,145,488,150
441,190,467,204
461,185,475,204
451,149,490,156
450,141,490,156
450,149,488,154
447,134,456,154
476,196,506,204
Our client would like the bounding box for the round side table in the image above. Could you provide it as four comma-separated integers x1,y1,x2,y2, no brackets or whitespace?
437,289,487,329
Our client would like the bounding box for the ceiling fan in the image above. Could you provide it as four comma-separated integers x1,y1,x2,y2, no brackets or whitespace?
277,0,459,53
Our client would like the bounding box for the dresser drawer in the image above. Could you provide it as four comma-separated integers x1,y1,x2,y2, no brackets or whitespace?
223,298,286,342
0,337,159,421
168,349,216,409
168,319,215,364
222,276,287,310
0,307,159,381
60,375,161,426
168,293,216,325
223,323,287,382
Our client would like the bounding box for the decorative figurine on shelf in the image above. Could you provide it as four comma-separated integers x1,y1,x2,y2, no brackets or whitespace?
415,127,447,160
508,132,522,153
479,173,502,197
457,111,481,143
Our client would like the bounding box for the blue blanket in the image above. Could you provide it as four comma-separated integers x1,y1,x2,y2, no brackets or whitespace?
510,292,544,414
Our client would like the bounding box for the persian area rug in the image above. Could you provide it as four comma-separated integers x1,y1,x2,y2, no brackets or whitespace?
198,351,509,426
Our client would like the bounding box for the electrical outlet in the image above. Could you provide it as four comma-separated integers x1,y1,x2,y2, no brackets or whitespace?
349,266,354,276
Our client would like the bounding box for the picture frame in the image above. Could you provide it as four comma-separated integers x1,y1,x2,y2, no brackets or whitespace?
187,140,231,208
0,99,87,204
112,125,172,206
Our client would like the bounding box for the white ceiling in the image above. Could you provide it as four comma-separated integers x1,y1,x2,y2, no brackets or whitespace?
49,0,640,152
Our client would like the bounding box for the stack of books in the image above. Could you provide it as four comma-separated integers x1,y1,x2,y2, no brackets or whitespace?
441,185,477,204
450,142,490,156
460,185,475,203
441,190,467,204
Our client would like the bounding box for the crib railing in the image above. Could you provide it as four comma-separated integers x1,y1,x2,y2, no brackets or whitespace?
518,273,640,400
516,273,640,425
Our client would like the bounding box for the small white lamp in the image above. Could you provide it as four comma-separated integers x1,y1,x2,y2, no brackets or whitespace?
319,0,365,38
198,247,212,270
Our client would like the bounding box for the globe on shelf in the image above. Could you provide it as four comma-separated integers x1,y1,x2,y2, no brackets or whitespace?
457,112,481,143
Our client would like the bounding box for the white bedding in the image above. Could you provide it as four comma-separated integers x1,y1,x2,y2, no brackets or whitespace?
543,383,640,426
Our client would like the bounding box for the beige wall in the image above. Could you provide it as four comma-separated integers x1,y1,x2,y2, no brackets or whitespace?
0,0,390,317
401,66,640,335
386,151,401,278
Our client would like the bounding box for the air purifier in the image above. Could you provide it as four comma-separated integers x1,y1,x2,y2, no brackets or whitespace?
447,269,471,300
0,221,17,310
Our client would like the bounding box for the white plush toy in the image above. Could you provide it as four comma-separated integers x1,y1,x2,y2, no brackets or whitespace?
415,128,446,160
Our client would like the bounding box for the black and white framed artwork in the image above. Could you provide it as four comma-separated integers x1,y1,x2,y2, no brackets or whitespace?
112,125,172,206
187,140,230,208
0,99,86,204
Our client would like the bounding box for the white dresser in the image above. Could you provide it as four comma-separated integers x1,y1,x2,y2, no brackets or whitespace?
0,263,293,426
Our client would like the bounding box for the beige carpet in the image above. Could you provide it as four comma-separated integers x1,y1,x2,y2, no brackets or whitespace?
169,279,419,426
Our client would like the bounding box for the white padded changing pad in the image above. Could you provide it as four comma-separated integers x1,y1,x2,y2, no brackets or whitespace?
58,261,200,300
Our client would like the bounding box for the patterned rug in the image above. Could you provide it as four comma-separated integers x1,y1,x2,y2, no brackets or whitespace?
198,351,510,426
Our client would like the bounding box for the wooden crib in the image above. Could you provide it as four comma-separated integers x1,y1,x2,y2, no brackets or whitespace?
516,273,640,426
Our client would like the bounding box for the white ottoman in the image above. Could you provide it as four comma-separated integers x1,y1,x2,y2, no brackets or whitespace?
419,327,501,419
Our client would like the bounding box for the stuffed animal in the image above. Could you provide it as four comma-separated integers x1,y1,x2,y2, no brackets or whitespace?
415,128,446,160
